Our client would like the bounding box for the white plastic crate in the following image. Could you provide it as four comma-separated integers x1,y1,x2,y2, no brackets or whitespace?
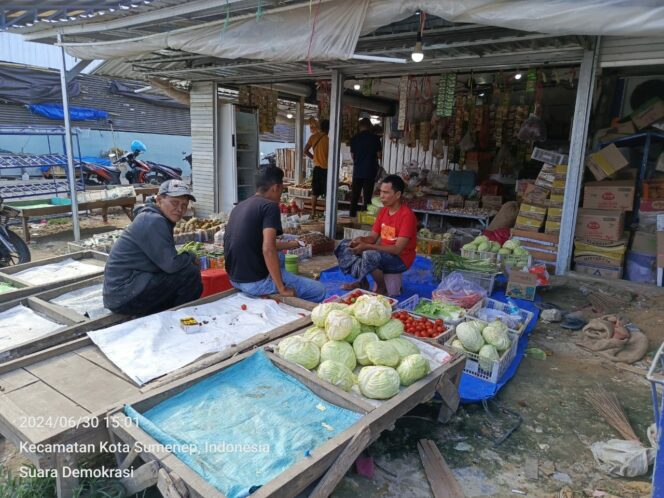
283,244,313,261
439,268,500,296
392,310,455,345
449,325,519,383
500,253,532,271
468,298,534,336
396,294,469,326
287,186,311,197
343,227,372,240
461,248,499,263
331,289,398,308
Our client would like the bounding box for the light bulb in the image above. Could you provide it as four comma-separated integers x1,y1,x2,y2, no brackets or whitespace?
353,83,361,91
479,92,485,97
411,33,424,63
286,113,294,119
514,72,523,80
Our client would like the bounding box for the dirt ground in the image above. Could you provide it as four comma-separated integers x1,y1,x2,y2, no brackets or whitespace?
1,213,661,497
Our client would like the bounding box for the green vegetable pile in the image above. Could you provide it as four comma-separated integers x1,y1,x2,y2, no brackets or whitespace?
452,319,512,371
462,236,530,267
177,241,206,256
277,295,432,400
433,251,500,277
413,300,465,322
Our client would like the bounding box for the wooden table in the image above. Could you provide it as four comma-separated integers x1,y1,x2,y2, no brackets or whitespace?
0,290,315,497
8,197,136,243
133,186,159,202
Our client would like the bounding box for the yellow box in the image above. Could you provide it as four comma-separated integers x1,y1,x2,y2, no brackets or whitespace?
555,164,568,174
553,179,567,189
545,220,561,233
520,203,547,216
549,193,564,207
516,215,544,228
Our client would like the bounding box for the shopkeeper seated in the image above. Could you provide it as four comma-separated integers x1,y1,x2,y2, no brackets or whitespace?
335,174,417,295
103,180,203,316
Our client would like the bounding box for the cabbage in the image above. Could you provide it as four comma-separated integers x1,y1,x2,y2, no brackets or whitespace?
478,344,500,371
462,243,477,251
451,339,465,351
365,341,400,367
371,196,384,208
320,340,356,370
353,333,380,365
351,295,391,326
317,360,356,391
358,366,401,399
278,335,304,355
456,321,485,353
502,239,520,250
397,354,430,386
490,241,501,252
474,235,489,245
376,319,404,340
513,247,529,256
477,242,490,252
386,337,420,359
498,248,511,256
302,327,329,348
482,321,511,351
325,310,360,341
311,302,349,327
281,339,320,369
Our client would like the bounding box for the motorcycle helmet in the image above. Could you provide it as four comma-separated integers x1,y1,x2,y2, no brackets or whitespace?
130,140,147,154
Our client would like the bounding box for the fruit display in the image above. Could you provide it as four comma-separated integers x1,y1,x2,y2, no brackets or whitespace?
173,218,223,235
391,310,448,341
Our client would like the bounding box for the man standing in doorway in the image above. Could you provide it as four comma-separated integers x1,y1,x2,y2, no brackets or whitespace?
349,117,382,217
335,175,417,295
224,165,326,303
304,119,329,219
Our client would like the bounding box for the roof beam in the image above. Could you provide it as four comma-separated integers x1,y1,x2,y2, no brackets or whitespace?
65,59,93,83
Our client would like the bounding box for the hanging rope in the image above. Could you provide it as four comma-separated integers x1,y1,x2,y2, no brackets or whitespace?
222,0,230,34
306,0,323,74
256,0,263,19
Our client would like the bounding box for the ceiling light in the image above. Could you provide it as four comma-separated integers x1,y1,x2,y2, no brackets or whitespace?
411,32,424,63
286,112,294,119
120,4,130,10
353,83,361,91
479,92,485,97
514,72,523,80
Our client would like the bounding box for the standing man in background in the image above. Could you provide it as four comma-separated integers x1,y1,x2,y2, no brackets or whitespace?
304,119,329,219
349,117,382,218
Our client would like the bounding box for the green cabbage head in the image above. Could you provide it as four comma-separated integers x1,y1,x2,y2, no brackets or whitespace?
456,321,485,353
386,337,420,359
358,366,401,399
317,360,356,392
478,344,500,371
397,354,430,386
311,302,349,327
325,310,360,341
365,341,400,368
278,335,303,355
302,327,329,348
351,295,392,326
352,332,379,365
320,340,357,371
451,339,465,351
482,320,511,351
376,319,404,340
280,339,320,370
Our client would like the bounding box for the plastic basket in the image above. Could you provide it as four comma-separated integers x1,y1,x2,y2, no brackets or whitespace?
396,294,469,326
438,267,499,296
343,227,372,240
500,253,533,271
392,310,454,345
417,238,448,255
461,248,499,264
287,186,311,197
468,298,534,336
282,244,313,261
333,289,398,308
449,324,519,383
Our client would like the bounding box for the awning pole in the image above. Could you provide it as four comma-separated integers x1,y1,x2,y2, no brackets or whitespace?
58,33,81,242
324,70,344,239
294,97,305,184
556,36,601,275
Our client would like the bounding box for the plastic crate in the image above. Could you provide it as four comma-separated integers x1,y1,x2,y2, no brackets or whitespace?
332,289,398,308
392,310,455,345
500,253,533,271
396,294,468,326
282,244,313,261
343,227,372,240
468,298,534,336
461,248,499,264
287,186,311,197
449,324,519,383
437,267,499,296
357,211,376,225
417,238,448,255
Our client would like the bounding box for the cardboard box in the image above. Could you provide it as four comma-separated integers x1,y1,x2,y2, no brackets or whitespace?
515,215,544,230
575,208,625,241
639,199,664,212
643,178,664,200
586,144,630,181
548,193,564,207
574,254,624,268
506,270,539,301
583,180,636,211
523,184,550,206
555,164,568,175
631,98,664,130
482,195,503,210
575,262,623,280
632,230,657,255
547,207,563,221
545,220,561,234
597,121,637,142
511,229,560,246
519,203,547,220
531,147,568,165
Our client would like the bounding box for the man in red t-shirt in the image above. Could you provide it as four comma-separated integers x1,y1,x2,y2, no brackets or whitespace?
334,175,417,295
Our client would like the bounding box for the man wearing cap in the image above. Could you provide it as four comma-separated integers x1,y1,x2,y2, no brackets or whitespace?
103,179,203,316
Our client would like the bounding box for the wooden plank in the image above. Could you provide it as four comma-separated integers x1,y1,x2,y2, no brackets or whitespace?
25,352,140,413
120,460,159,495
27,297,84,325
0,337,91,373
76,345,134,383
158,468,187,498
55,452,80,498
308,425,371,498
0,368,38,393
417,439,465,498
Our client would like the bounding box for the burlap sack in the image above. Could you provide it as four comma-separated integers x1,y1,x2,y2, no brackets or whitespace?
487,201,519,231
576,315,648,364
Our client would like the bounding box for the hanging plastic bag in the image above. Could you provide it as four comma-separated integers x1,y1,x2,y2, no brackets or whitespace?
432,271,487,309
517,113,547,142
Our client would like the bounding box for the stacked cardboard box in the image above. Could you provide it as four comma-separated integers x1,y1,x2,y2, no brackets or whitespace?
511,229,559,267
573,208,626,278
545,164,568,235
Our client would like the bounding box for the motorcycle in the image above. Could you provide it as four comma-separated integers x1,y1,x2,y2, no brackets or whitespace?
81,161,122,186
143,161,182,185
114,141,182,185
0,196,30,267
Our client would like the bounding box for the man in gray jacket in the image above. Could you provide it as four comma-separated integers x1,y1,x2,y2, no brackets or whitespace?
103,180,203,315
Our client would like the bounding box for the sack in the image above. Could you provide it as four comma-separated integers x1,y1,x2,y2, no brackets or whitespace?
487,201,519,231
590,439,655,477
432,271,487,309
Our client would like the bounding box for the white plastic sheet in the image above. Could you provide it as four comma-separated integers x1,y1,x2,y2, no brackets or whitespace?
88,293,309,386
14,259,102,286
51,284,110,320
0,305,64,352
590,439,655,477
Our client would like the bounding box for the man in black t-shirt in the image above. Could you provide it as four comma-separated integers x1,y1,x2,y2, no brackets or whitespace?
349,117,382,217
224,166,326,303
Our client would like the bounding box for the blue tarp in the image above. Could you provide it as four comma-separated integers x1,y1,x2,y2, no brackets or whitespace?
320,256,540,403
28,103,108,121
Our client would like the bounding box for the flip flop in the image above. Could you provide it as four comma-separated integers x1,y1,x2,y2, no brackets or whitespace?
560,316,587,330
534,302,562,312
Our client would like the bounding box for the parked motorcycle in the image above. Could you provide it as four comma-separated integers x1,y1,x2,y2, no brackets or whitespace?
0,196,30,267
114,141,182,185
81,161,122,186
143,161,182,185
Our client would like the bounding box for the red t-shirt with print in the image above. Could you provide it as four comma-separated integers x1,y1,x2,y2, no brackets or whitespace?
372,204,418,268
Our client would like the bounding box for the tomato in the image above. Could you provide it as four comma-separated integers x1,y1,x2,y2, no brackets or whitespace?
435,319,443,326
241,304,247,311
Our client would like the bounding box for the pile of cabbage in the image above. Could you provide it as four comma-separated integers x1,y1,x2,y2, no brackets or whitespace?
451,319,512,371
277,296,431,400
462,235,529,258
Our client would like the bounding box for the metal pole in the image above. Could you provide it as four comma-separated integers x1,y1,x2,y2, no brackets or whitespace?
556,36,601,275
58,34,81,242
294,97,305,184
324,70,344,239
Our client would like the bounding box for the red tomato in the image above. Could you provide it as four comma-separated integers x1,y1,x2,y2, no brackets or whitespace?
241,304,247,311
435,319,443,326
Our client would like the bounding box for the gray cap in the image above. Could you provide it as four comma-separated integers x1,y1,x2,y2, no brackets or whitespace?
158,179,196,201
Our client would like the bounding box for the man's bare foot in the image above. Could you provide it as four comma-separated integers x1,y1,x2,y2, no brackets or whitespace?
374,286,388,296
341,279,368,291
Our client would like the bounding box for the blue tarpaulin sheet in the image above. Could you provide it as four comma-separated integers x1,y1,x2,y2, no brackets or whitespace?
655,406,664,498
28,103,108,121
320,256,540,403
125,350,362,498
